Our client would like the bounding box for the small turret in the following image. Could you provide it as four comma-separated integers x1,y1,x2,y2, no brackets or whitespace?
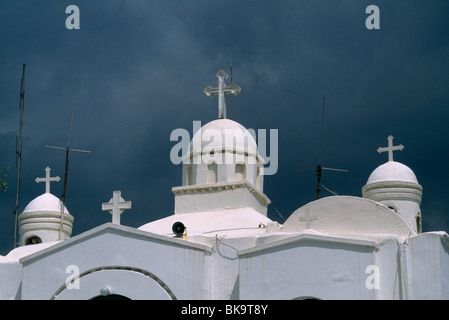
18,167,74,246
362,136,422,233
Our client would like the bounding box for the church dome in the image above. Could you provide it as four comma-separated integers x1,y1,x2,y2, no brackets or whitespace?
363,160,422,234
18,193,73,246
366,161,419,185
187,119,258,158
173,70,269,215
22,193,69,215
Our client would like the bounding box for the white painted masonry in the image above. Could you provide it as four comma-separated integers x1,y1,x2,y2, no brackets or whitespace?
0,73,447,300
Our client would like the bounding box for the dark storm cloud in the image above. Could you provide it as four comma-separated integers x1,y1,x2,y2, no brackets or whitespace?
0,0,448,255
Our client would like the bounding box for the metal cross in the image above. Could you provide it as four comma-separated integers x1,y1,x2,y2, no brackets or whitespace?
101,191,132,225
35,166,60,194
377,135,404,162
300,209,317,229
204,69,241,119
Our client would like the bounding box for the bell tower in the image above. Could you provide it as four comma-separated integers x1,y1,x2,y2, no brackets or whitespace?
172,70,270,216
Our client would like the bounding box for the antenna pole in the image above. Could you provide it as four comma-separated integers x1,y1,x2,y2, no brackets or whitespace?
316,165,322,200
61,148,70,208
297,97,348,200
13,64,26,248
318,97,325,165
67,79,78,148
230,58,234,120
59,79,78,239
316,97,325,200
61,78,78,208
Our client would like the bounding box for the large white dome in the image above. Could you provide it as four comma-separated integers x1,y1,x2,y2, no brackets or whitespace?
366,161,419,185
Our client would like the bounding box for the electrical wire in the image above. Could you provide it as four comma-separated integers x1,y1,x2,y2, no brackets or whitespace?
270,202,286,222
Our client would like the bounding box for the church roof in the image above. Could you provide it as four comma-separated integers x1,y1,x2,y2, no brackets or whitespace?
19,223,213,265
238,231,380,257
138,207,273,241
1,240,60,263
281,196,416,237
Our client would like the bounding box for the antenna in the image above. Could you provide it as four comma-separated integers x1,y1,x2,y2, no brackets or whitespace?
318,97,325,166
296,97,348,200
45,79,91,239
62,78,80,208
67,79,78,148
230,57,235,120
12,64,26,248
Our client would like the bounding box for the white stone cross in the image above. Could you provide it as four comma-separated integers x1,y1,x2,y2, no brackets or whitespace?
101,191,132,225
204,69,241,119
377,135,404,162
35,166,60,194
300,209,317,229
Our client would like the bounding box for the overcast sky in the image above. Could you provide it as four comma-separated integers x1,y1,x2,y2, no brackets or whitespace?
1,0,448,255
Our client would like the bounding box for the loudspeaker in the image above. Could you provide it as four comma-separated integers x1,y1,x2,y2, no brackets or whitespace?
172,221,185,237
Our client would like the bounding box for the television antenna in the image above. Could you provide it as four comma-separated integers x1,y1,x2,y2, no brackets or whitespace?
230,57,235,120
296,97,348,200
45,79,91,239
12,64,26,248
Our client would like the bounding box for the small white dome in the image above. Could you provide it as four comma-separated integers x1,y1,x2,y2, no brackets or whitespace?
19,193,73,246
22,193,69,214
187,119,258,157
366,161,418,185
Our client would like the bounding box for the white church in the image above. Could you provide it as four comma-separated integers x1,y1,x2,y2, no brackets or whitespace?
1,70,448,300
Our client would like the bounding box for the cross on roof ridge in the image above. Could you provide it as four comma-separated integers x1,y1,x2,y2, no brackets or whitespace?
377,135,404,162
101,190,132,225
35,166,60,194
203,69,241,119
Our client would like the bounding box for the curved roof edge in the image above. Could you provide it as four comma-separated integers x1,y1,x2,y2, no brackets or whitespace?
282,196,415,237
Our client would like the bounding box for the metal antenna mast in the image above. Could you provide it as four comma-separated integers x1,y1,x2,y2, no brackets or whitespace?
315,97,348,199
316,97,326,200
318,97,325,166
230,57,235,120
13,64,26,248
296,97,348,200
62,78,79,207
45,79,91,239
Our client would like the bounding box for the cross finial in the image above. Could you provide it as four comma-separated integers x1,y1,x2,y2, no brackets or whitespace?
377,135,404,162
299,209,317,229
35,166,60,194
204,69,241,119
101,190,132,225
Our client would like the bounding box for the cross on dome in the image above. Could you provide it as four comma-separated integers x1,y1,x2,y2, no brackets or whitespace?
35,166,60,194
377,135,404,162
101,190,132,225
300,209,317,229
203,69,241,119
